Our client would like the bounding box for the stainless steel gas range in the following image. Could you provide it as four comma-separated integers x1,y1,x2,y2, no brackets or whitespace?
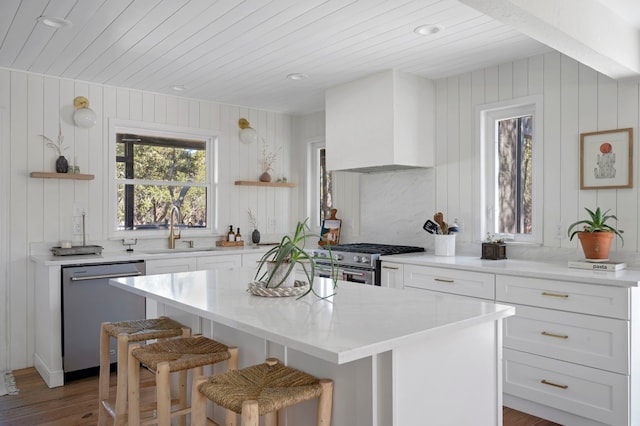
311,243,424,286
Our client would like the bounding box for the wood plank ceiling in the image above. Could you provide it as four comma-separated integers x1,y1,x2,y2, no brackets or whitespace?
0,0,553,114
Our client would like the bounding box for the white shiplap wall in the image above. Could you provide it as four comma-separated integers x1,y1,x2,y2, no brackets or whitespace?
296,52,640,255
435,51,639,253
0,68,294,370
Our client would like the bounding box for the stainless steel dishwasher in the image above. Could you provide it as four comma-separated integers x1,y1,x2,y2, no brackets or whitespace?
61,260,146,380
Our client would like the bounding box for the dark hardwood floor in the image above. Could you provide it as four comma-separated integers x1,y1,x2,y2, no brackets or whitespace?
0,367,561,425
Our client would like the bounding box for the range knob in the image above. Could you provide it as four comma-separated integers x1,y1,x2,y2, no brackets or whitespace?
352,255,361,262
335,254,343,261
360,256,369,263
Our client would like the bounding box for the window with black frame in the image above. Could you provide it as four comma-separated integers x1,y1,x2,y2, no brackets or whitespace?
115,133,208,231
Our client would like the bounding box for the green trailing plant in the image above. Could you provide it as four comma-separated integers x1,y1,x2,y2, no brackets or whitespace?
567,207,624,245
255,218,337,298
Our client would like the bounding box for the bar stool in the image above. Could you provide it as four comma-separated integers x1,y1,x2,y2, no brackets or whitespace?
191,358,333,426
98,317,190,426
128,335,238,426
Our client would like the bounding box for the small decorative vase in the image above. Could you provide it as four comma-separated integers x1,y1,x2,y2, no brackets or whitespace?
259,171,271,182
252,229,261,244
56,156,69,173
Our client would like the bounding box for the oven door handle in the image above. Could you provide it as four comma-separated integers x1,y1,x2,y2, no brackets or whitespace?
342,270,366,277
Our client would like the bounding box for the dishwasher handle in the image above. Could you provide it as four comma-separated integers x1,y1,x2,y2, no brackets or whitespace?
70,271,143,281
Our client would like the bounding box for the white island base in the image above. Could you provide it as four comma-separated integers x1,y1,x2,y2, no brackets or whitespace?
111,268,513,426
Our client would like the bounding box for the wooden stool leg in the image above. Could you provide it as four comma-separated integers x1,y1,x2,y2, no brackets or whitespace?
241,400,259,426
264,410,277,426
156,362,172,426
225,407,237,426
227,347,239,371
114,333,130,425
190,376,208,426
317,379,334,425
97,323,111,426
127,344,142,426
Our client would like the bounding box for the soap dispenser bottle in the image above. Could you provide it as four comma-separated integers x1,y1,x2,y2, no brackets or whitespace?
227,225,235,242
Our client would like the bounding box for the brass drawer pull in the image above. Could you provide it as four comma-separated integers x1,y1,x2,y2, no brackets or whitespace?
541,379,568,389
541,331,569,339
434,278,455,283
541,291,569,298
382,266,399,270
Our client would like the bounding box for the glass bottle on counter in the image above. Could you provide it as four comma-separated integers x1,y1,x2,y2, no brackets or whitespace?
235,228,242,242
227,225,235,242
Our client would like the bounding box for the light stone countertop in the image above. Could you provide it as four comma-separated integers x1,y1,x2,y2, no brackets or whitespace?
110,267,514,365
379,253,640,287
30,245,275,266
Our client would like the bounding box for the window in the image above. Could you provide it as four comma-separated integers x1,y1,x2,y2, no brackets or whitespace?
479,96,542,244
110,121,217,235
308,140,333,228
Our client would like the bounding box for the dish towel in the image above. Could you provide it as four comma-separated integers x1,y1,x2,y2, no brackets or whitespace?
0,371,18,396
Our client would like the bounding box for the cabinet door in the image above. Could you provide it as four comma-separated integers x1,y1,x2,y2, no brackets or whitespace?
503,304,629,374
404,265,495,299
242,252,265,268
146,258,196,275
380,262,403,288
196,254,241,271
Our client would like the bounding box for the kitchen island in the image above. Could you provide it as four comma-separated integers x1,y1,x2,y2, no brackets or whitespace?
111,267,514,426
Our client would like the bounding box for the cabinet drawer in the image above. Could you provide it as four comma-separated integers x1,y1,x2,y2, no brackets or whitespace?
496,275,629,319
504,349,628,426
404,265,494,299
504,305,629,374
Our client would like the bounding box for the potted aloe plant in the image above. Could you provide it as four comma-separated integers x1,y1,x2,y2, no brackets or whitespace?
567,207,624,261
255,218,337,297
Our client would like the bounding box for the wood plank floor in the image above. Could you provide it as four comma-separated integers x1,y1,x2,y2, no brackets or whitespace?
0,368,562,425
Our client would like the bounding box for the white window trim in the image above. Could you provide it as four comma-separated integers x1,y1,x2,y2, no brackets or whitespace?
107,119,219,239
476,95,543,245
306,137,325,231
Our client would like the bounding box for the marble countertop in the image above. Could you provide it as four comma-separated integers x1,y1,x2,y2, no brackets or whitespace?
30,245,274,266
379,253,640,287
110,267,514,364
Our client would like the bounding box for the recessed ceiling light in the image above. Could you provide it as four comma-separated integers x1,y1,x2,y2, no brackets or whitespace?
38,16,72,29
286,73,309,81
414,24,444,36
171,85,187,92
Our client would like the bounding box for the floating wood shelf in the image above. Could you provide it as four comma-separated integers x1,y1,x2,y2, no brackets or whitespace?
30,172,95,180
234,180,296,188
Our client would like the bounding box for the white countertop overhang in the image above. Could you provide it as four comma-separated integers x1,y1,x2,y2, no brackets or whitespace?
110,267,514,365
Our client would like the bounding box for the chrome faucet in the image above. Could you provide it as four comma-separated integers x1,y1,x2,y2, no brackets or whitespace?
168,205,181,249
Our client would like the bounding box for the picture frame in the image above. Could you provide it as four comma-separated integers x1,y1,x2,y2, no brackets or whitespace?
580,128,633,190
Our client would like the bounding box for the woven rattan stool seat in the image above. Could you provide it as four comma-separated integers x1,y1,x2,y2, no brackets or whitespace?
103,316,186,341
192,358,333,426
128,335,238,426
98,317,190,426
199,361,323,415
131,335,231,372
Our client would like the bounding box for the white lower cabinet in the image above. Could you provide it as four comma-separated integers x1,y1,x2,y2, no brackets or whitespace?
146,257,196,274
498,275,633,426
380,262,403,288
504,348,628,426
390,262,638,425
196,254,241,270
403,264,495,299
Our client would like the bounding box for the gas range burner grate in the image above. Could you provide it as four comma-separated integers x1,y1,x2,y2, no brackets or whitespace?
326,243,425,255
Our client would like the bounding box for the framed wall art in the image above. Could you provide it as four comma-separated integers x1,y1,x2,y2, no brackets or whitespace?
580,128,633,190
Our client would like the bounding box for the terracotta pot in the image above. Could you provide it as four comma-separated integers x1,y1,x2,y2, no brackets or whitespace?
577,231,614,261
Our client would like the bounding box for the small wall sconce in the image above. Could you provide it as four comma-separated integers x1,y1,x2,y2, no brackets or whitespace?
238,118,258,144
73,96,97,128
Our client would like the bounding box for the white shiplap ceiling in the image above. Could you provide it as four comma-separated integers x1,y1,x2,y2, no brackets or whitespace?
0,0,555,114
